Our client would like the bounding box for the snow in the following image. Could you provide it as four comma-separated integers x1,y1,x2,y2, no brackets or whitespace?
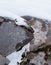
7,43,30,65
0,10,30,28
0,0,51,65
0,10,25,25
0,0,51,21
0,10,22,20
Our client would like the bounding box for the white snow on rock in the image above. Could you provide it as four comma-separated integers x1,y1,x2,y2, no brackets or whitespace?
0,0,51,65
7,43,30,65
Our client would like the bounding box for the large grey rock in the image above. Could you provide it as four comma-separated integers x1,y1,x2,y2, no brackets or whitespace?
0,17,33,57
0,55,10,65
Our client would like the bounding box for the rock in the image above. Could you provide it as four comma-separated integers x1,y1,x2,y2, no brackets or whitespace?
21,16,33,21
47,59,51,65
29,17,51,52
33,24,51,52
30,52,45,65
29,63,35,65
20,16,51,65
0,55,10,65
0,16,4,22
0,16,33,57
22,16,51,52
22,51,35,60
0,16,4,26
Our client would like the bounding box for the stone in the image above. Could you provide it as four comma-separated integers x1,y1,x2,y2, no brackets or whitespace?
0,17,4,26
47,59,51,65
0,55,10,65
30,52,45,65
29,18,51,52
20,16,51,65
0,16,33,57
22,16,51,52
21,16,33,21
0,16,4,22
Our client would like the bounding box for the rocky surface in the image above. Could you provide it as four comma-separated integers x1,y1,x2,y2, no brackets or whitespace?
22,16,51,51
20,49,51,65
30,19,51,52
20,52,46,65
0,16,34,65
0,16,51,65
21,16,51,65
0,55,10,65
0,16,33,57
30,52,45,65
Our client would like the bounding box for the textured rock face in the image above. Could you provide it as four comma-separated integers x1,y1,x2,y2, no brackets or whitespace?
20,16,51,65
29,18,51,52
0,16,33,57
30,52,45,65
22,16,51,51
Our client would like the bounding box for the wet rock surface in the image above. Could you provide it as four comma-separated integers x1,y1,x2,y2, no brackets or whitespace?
0,16,33,57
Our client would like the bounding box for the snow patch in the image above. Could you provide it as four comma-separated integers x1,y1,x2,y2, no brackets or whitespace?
0,10,30,28
7,43,30,65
